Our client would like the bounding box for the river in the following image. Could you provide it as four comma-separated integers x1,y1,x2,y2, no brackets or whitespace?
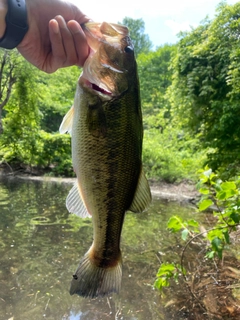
0,176,199,320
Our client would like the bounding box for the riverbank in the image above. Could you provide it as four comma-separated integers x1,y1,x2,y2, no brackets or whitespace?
11,173,200,204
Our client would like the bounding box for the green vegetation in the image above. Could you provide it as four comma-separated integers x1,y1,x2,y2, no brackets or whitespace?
169,2,240,177
0,52,78,175
154,169,240,308
0,2,240,182
151,3,240,308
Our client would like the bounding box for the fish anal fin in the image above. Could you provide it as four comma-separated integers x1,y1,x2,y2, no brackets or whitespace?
70,247,122,298
129,168,152,213
66,181,91,218
59,105,74,135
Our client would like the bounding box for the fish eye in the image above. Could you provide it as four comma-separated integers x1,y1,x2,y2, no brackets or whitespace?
124,46,134,54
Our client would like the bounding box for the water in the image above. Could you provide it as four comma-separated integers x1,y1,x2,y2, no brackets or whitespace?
0,176,197,320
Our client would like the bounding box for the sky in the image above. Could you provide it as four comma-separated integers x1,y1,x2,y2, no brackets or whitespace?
72,0,239,48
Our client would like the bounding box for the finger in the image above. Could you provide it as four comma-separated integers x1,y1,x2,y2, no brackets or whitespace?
67,20,89,67
55,15,79,66
48,18,67,72
49,15,79,72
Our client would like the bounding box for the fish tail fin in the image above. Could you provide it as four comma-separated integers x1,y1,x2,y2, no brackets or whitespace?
70,249,122,298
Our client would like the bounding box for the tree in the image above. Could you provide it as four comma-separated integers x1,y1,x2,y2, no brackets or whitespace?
168,2,240,175
1,61,41,166
0,57,77,174
0,50,20,134
36,66,80,132
121,17,152,56
137,44,175,128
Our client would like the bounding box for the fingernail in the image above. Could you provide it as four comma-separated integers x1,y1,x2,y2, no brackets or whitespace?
50,19,59,34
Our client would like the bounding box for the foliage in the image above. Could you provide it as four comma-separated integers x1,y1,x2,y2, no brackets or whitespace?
0,61,41,165
137,44,175,124
143,124,205,183
36,66,80,132
154,168,240,292
154,262,186,291
121,17,152,56
0,49,23,133
168,2,240,175
0,59,78,175
137,44,204,182
197,168,240,258
1,129,73,176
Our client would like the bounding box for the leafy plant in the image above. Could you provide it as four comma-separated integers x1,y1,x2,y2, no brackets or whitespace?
155,168,240,292
143,127,205,182
197,168,240,259
154,263,186,291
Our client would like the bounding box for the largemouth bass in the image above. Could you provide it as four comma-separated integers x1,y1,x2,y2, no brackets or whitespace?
60,22,151,298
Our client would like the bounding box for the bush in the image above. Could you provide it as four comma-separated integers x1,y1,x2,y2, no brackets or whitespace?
0,130,74,176
143,128,205,182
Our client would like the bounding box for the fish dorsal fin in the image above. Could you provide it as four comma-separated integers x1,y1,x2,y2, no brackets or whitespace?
66,181,91,218
59,105,74,135
129,168,152,213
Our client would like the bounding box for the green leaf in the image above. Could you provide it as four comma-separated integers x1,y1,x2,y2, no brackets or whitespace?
205,251,215,259
223,230,230,244
154,277,170,290
167,216,184,232
216,191,227,200
221,182,236,191
198,199,213,211
187,219,199,228
230,212,240,224
211,237,222,256
199,187,210,195
156,263,175,277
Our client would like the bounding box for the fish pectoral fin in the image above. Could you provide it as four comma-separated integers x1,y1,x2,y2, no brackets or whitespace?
66,181,91,218
59,105,74,135
129,168,152,213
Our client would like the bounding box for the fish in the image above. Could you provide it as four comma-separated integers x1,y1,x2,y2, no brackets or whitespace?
59,21,151,299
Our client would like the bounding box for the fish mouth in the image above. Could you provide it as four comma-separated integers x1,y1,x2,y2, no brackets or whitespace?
80,21,129,99
81,77,113,98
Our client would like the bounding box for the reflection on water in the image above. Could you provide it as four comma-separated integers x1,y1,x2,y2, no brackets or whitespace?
0,176,196,320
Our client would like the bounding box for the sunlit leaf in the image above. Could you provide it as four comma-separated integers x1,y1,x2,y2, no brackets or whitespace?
187,219,199,228
205,251,215,259
199,187,209,195
198,199,213,211
167,216,184,232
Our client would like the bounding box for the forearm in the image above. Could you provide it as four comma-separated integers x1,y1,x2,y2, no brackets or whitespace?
0,0,7,38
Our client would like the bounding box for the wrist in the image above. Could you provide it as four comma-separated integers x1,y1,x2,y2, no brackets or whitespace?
0,0,28,49
0,0,7,38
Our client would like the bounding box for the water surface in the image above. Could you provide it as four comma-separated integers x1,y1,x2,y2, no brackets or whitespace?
0,177,197,320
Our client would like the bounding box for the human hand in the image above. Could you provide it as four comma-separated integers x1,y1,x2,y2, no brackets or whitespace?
16,0,90,73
